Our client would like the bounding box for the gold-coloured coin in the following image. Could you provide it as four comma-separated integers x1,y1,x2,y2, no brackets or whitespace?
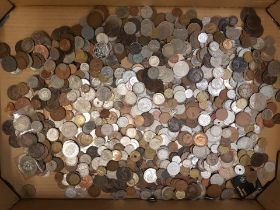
73,114,86,127
189,168,200,179
180,166,190,176
240,154,251,166
96,166,106,176
218,145,230,154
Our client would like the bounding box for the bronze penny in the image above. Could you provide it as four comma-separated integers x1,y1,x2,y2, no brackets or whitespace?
15,51,29,70
186,106,201,120
142,112,154,127
206,184,222,198
0,42,11,57
178,132,193,146
79,175,93,189
55,63,71,79
14,97,31,110
129,6,139,16
50,106,66,121
87,10,104,28
235,112,251,127
204,22,218,34
7,85,21,101
33,44,49,60
262,70,277,85
19,132,38,147
266,102,277,114
193,132,208,146
31,97,42,110
172,8,183,17
52,157,64,172
272,113,280,124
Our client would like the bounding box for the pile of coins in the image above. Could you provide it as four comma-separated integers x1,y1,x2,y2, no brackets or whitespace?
1,6,279,199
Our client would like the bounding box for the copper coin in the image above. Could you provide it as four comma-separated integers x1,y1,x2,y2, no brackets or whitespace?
206,184,222,198
178,132,193,146
33,44,49,60
235,112,251,127
19,132,38,147
216,108,228,121
172,8,183,17
7,85,21,100
272,113,280,124
186,106,201,120
14,97,31,110
0,42,11,57
142,112,154,127
79,175,93,189
134,115,145,127
193,132,208,146
50,106,66,121
129,6,139,16
87,10,104,28
55,63,71,79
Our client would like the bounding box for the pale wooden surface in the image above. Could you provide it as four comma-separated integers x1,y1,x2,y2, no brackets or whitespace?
10,0,275,8
0,6,279,198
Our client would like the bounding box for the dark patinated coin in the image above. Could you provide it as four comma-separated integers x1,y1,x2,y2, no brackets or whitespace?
1,55,17,72
0,42,11,58
142,112,154,127
116,167,132,182
128,42,142,54
88,184,101,197
262,70,277,85
240,7,256,21
82,121,96,134
187,67,204,83
86,146,99,158
231,57,248,72
28,143,46,159
272,113,280,124
21,184,37,198
167,117,182,132
19,132,38,147
9,134,20,148
250,153,268,167
267,60,280,76
2,120,15,135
